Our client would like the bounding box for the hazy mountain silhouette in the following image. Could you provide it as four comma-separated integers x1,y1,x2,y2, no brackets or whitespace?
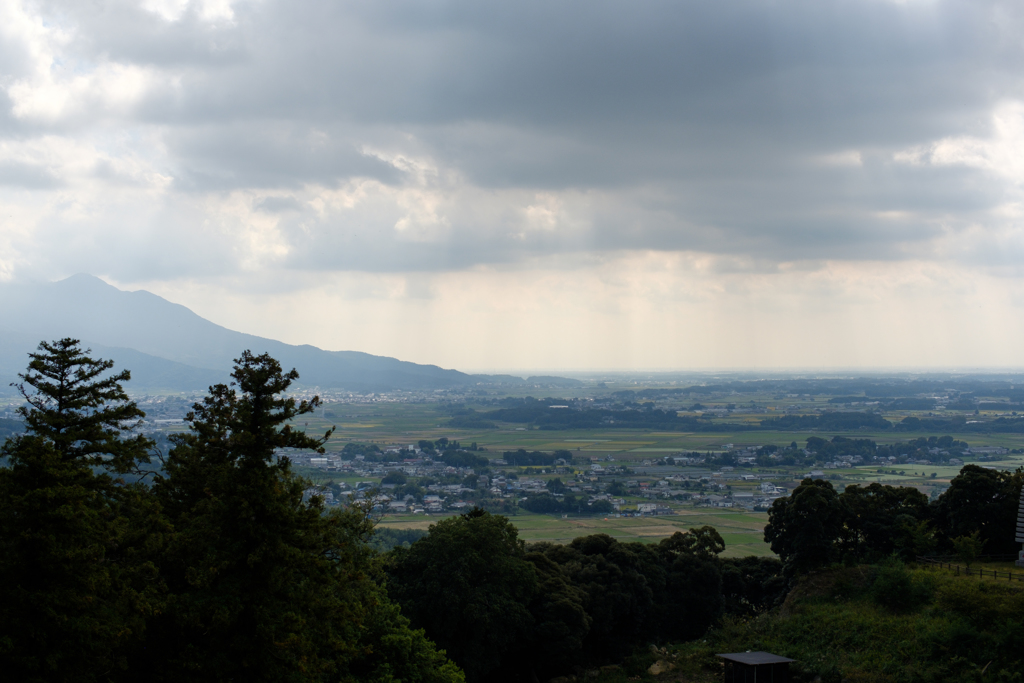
0,275,574,392
0,326,230,395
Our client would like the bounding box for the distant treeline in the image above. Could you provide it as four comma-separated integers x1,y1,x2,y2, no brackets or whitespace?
451,399,745,431
440,450,489,468
761,412,893,431
804,434,968,461
340,441,384,460
609,377,1024,399
451,400,1024,433
760,412,1024,432
705,434,971,468
764,412,1024,433
827,396,978,410
518,493,614,515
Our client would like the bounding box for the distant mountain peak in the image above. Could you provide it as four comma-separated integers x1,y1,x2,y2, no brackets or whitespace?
56,273,118,289
0,275,580,393
0,276,471,391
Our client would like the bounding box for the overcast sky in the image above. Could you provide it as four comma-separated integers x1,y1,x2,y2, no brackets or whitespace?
2,0,1024,371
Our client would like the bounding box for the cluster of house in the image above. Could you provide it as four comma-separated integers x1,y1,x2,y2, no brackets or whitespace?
635,503,674,515
692,482,788,509
385,495,451,514
821,455,866,469
281,449,457,479
285,442,803,516
969,446,1009,455
614,472,789,510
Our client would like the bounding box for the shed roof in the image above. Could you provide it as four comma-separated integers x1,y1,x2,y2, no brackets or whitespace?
717,652,796,666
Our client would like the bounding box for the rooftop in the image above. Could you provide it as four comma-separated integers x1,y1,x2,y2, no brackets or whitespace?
716,652,796,666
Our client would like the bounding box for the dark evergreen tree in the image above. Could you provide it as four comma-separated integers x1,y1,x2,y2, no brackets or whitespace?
655,527,726,640
12,337,153,472
932,464,1024,555
385,508,538,683
519,552,591,680
146,351,461,683
532,534,661,664
764,478,845,575
839,482,931,561
0,339,164,682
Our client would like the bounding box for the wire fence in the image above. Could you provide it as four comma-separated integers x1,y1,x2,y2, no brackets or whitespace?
916,555,1024,582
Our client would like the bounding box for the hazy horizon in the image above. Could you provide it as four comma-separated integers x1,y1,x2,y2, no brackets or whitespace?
3,1,1024,370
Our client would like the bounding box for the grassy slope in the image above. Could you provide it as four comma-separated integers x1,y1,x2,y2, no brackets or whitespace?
597,563,1024,683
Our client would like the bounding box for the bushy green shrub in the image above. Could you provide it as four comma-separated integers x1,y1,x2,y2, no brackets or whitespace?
870,558,934,612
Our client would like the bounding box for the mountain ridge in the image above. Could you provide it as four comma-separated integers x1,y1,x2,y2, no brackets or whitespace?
0,275,580,393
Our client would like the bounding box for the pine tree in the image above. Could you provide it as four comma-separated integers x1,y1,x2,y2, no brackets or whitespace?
13,337,153,473
147,351,462,683
0,339,164,682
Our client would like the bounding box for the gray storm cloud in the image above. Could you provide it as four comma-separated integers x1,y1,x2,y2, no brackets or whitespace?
1,0,1023,281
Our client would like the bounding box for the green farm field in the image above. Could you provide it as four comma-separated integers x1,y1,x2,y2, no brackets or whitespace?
374,508,774,557
308,403,1024,459
305,404,1024,487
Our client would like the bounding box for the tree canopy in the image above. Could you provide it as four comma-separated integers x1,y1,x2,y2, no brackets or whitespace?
385,516,759,681
146,351,461,683
385,508,538,683
931,464,1023,555
12,337,153,472
763,466,1024,575
764,478,845,574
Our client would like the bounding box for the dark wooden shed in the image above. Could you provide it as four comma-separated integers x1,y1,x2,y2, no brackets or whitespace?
716,651,795,683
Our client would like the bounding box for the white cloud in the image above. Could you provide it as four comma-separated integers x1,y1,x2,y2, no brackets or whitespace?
141,0,238,23
2,0,158,127
894,101,1024,183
